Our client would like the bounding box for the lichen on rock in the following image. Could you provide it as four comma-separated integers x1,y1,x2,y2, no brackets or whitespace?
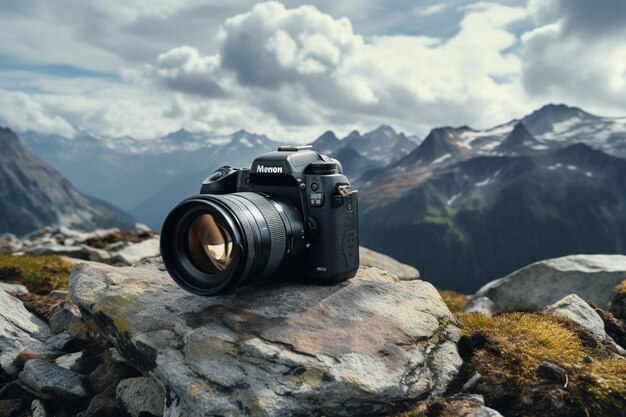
69,262,461,417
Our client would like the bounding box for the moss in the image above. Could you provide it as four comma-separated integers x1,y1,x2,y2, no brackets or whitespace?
0,255,73,294
456,312,626,417
438,290,470,313
84,230,155,249
17,292,66,319
615,279,626,296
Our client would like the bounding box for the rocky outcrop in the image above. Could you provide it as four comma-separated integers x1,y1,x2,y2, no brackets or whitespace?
472,255,626,312
8,225,158,265
0,290,56,377
70,262,461,417
544,294,608,339
359,246,420,280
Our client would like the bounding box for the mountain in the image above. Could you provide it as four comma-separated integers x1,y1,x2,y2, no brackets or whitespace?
0,127,134,236
21,129,278,229
356,104,626,292
310,125,420,179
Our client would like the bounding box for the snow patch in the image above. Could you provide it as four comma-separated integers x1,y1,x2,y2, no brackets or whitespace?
447,193,461,206
431,153,451,165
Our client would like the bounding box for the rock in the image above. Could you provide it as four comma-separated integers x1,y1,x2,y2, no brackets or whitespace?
609,279,626,320
463,297,496,316
46,331,76,351
83,394,125,417
49,303,82,334
544,294,608,338
536,361,567,384
544,295,626,355
24,243,88,259
116,377,164,417
55,351,84,370
590,304,626,349
462,372,482,392
134,223,153,233
48,290,69,299
31,399,48,417
359,246,419,280
19,359,89,400
21,227,52,242
0,234,21,254
89,349,142,396
472,255,626,312
112,238,160,265
0,290,55,377
0,282,28,295
0,399,26,417
70,262,462,417
408,394,503,417
81,245,113,263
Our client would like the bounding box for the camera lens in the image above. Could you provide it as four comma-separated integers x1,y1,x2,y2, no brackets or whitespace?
186,214,233,274
160,192,303,296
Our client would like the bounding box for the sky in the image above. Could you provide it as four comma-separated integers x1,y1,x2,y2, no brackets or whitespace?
0,0,625,142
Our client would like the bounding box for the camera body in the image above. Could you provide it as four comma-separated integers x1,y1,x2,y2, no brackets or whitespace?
199,145,359,284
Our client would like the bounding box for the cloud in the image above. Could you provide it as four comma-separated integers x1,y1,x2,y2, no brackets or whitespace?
522,0,626,112
0,90,77,137
135,1,530,134
413,4,448,17
2,0,625,142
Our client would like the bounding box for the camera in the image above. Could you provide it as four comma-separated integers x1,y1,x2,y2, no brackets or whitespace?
160,145,359,296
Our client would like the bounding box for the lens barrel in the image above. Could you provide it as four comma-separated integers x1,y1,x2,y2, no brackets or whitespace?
160,192,300,296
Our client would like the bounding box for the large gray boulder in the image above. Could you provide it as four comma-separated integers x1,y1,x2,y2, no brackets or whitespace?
359,246,420,280
472,255,626,312
70,262,461,417
19,359,89,400
544,294,608,338
0,290,56,376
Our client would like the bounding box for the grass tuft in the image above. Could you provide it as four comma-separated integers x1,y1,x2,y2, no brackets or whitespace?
0,254,73,294
438,290,470,313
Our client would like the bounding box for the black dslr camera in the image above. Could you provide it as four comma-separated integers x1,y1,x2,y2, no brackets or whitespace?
160,146,359,296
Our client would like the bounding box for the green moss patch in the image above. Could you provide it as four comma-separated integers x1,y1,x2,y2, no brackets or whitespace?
0,255,73,294
84,230,155,250
457,312,626,417
438,290,470,313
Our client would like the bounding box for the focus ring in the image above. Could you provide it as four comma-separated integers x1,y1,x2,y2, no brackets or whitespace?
238,193,287,279
209,195,257,286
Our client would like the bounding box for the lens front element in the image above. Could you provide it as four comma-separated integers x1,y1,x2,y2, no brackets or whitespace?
187,214,233,274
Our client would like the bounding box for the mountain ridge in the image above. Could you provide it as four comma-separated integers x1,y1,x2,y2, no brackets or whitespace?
0,127,135,235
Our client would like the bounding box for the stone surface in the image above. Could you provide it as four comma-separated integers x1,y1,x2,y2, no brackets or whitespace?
411,394,504,417
19,359,89,400
70,262,461,417
116,377,164,417
536,361,567,384
472,255,626,312
0,282,28,295
49,303,82,334
0,399,26,417
46,331,75,351
463,297,496,316
23,243,88,258
55,351,84,370
359,246,420,280
48,290,69,299
544,294,608,338
112,238,160,265
81,245,113,264
0,290,55,377
31,399,48,417
83,393,125,417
